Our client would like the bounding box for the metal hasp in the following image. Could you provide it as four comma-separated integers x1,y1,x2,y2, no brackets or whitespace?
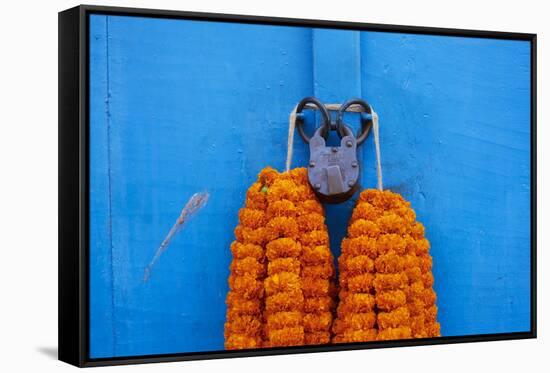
295,97,373,204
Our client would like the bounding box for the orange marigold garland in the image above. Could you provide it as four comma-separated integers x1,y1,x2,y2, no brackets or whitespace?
224,179,268,350
333,189,440,342
225,167,336,349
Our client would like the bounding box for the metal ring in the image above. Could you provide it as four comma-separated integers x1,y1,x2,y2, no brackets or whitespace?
339,123,353,138
336,98,373,145
295,97,331,143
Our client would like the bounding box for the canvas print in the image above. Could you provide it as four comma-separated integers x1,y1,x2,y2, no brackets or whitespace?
87,13,532,359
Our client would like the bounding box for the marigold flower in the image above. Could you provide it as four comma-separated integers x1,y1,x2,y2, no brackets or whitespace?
376,289,407,311
303,312,332,331
267,216,300,239
373,273,409,292
301,263,334,279
245,182,267,210
422,272,435,287
296,213,325,231
264,326,304,347
259,167,279,185
333,189,440,343
265,290,304,312
267,258,301,275
409,222,425,239
225,315,263,335
226,167,336,349
304,296,335,313
339,255,375,274
333,312,376,332
350,202,382,222
302,278,331,297
426,322,441,337
410,313,426,332
266,179,301,204
337,293,376,315
225,293,262,316
266,238,301,259
402,254,420,269
225,335,262,349
377,306,410,329
266,311,303,330
377,234,407,256
348,219,381,238
267,199,297,218
393,206,416,223
228,274,264,300
419,255,433,272
375,252,406,273
304,331,331,345
377,326,412,341
341,236,378,258
264,272,302,295
301,245,332,264
238,208,267,229
359,189,406,210
376,214,408,235
230,257,266,278
300,230,330,246
234,226,276,246
296,200,324,215
334,329,377,343
408,299,425,316
421,288,437,305
294,185,316,200
289,167,309,185
346,273,376,293
230,242,264,261
425,305,438,322
405,267,423,283
410,237,430,255
407,281,425,299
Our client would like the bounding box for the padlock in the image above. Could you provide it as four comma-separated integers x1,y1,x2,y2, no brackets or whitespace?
295,97,373,204
307,125,360,203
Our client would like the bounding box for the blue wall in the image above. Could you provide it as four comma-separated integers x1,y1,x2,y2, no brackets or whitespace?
89,14,531,358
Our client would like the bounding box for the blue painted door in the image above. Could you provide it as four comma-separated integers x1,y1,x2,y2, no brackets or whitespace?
89,15,531,358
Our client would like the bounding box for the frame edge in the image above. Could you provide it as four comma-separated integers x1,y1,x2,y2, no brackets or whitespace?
57,4,537,367
78,3,536,40
58,5,86,368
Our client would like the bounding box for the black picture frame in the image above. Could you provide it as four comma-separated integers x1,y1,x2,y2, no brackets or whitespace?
58,4,537,367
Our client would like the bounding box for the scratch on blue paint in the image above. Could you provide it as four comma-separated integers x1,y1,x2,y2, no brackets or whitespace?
144,191,209,282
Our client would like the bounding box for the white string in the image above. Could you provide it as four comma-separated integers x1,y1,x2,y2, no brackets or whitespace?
371,109,383,191
286,103,384,192
285,104,298,172
325,103,366,112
